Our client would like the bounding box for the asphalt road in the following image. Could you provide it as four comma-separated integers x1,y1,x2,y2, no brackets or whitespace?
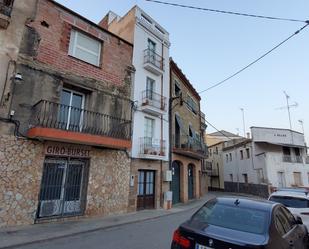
15,207,198,249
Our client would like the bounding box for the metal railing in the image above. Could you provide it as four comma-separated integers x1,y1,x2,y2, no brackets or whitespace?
0,0,14,17
282,155,292,163
173,134,207,156
140,137,166,156
30,100,132,140
141,90,166,111
143,48,164,71
295,156,303,164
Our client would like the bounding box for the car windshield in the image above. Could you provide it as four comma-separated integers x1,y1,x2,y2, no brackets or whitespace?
191,200,269,234
269,196,309,208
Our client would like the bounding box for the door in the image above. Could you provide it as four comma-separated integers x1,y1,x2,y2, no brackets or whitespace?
188,164,194,199
59,89,84,131
171,161,181,204
278,172,286,188
146,77,155,100
38,158,89,218
293,172,302,186
137,170,155,210
147,39,156,64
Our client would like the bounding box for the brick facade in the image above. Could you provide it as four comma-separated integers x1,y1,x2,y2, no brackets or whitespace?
28,0,133,87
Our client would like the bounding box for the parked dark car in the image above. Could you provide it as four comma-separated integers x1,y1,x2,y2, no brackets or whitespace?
171,197,308,249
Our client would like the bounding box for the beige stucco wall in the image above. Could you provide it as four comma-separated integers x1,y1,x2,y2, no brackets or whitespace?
172,153,201,203
0,0,37,117
171,71,201,137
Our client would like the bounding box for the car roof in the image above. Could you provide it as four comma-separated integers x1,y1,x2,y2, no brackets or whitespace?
214,196,277,212
270,190,309,199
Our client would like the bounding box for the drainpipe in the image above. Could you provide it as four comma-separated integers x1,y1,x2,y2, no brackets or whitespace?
159,43,164,208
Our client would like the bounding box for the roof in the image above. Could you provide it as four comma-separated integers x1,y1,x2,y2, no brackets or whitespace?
216,197,276,212
208,130,241,138
170,58,201,101
271,190,309,200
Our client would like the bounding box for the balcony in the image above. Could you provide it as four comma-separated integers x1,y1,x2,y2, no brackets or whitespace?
282,155,304,164
143,48,164,75
141,90,166,116
200,112,207,131
283,155,292,163
173,134,208,159
139,137,166,159
27,100,132,149
0,0,14,29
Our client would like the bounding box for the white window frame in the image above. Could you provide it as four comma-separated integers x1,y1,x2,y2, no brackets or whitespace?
69,30,101,66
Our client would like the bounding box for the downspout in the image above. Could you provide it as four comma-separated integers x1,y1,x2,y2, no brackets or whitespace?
159,43,164,208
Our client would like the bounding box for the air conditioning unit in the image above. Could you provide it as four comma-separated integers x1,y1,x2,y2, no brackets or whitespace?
163,170,172,182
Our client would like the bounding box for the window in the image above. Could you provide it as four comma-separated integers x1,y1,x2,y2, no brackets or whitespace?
192,199,269,234
246,148,250,158
146,77,155,99
243,174,248,183
174,80,181,97
144,117,154,138
240,150,244,160
226,154,229,163
282,146,291,155
186,94,197,114
275,207,294,235
269,196,309,208
230,174,233,182
59,89,84,131
215,147,218,155
229,153,232,161
209,149,212,157
69,30,101,66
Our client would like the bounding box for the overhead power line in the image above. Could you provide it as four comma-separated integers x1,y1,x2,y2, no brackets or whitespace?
198,23,309,94
145,0,308,24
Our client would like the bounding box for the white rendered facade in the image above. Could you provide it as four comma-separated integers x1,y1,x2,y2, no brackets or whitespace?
223,127,309,189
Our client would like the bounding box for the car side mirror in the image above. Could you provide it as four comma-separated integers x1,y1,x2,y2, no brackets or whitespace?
294,214,303,225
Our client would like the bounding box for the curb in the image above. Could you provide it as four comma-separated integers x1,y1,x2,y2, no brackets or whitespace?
0,202,202,249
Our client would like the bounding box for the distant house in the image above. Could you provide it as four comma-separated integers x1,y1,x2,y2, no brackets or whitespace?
223,127,309,197
205,131,243,190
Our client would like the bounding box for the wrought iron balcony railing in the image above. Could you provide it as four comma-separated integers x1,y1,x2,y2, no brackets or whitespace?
0,0,14,17
282,155,292,163
143,48,164,71
141,90,166,111
295,156,303,164
30,100,132,140
174,134,207,156
140,137,166,157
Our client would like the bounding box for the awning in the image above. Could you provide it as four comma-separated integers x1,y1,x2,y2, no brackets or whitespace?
257,141,307,148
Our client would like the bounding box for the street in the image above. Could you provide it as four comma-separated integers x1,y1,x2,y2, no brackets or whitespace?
15,207,198,249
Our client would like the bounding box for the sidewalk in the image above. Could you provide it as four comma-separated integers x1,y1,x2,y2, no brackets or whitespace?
0,193,214,249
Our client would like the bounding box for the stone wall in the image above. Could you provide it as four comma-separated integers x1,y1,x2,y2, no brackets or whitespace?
0,135,132,227
85,149,131,216
0,135,45,227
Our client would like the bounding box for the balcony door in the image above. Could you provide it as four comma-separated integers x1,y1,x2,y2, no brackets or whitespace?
59,89,84,131
146,77,155,100
147,39,156,64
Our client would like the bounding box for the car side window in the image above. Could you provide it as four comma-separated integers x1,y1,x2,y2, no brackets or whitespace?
281,207,296,226
275,207,293,234
274,213,286,236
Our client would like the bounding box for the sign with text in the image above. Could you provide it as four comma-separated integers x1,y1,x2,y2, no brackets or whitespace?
45,142,91,158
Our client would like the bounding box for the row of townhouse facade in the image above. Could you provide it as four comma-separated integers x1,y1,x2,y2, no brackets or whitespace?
0,0,208,227
206,127,309,198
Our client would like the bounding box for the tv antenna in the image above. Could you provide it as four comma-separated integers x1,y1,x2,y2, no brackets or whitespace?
275,91,298,130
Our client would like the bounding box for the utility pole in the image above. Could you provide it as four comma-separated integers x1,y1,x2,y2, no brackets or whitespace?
240,108,246,137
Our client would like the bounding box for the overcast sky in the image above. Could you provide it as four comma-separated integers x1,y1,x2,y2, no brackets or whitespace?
56,0,309,142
